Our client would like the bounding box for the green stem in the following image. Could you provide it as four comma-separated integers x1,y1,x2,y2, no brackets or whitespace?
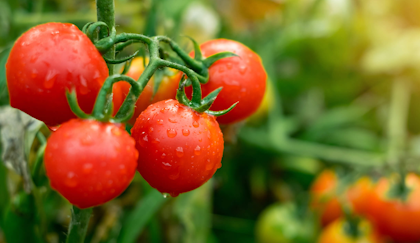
96,0,116,75
66,206,93,243
387,78,410,167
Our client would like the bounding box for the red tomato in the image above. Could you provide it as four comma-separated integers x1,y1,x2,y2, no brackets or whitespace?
365,173,420,243
6,23,110,126
131,99,224,197
44,119,138,208
185,39,267,124
310,170,372,227
318,219,384,243
113,57,181,124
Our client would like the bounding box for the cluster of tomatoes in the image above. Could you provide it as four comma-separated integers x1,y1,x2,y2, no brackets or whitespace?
6,23,267,208
311,170,420,243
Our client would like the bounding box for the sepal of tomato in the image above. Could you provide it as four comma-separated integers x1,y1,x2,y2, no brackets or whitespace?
365,173,420,243
6,23,111,126
317,219,385,243
44,119,138,208
113,57,181,124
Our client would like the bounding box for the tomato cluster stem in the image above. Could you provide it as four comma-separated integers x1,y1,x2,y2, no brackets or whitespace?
96,0,116,75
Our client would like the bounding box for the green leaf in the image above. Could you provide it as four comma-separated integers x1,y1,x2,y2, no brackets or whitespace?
118,190,167,243
0,47,11,106
202,51,239,68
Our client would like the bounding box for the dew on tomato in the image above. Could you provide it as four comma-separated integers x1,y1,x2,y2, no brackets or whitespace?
131,99,224,196
6,23,116,126
44,119,138,208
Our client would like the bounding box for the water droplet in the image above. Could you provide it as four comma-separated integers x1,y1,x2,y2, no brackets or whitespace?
149,127,154,133
143,135,149,142
227,63,233,70
239,65,248,74
162,162,171,170
79,75,89,94
83,163,93,174
170,192,180,197
119,164,126,174
111,127,122,136
218,66,225,73
169,172,180,180
193,121,199,128
31,69,38,79
162,193,170,198
48,125,59,132
161,153,166,159
198,138,202,142
167,129,177,138
194,146,201,155
182,129,190,136
30,55,38,63
81,135,93,145
106,170,111,176
216,163,222,169
157,119,163,125
151,138,160,144
176,147,184,158
206,163,213,171
107,180,113,186
168,118,177,123
65,172,77,187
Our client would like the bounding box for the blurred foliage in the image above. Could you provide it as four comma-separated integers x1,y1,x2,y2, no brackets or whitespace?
1,0,420,242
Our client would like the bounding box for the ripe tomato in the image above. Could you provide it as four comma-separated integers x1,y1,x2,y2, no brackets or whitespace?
185,39,267,124
131,99,224,197
113,57,181,124
44,119,138,208
6,23,110,127
365,173,420,243
318,219,384,243
310,170,372,227
255,203,318,243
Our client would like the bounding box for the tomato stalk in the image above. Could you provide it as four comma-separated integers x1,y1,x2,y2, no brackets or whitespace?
96,0,115,75
65,206,93,243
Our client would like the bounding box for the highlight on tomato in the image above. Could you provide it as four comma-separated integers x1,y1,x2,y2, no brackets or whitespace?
44,119,138,208
364,173,420,243
6,22,110,127
186,39,267,124
310,170,373,227
113,57,181,124
131,99,224,197
317,218,384,243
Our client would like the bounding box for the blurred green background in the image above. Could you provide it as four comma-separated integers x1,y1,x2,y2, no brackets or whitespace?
1,0,419,242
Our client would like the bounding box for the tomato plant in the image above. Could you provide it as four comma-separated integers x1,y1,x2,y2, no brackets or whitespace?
186,39,267,124
317,219,384,243
44,119,138,209
113,57,181,124
364,173,420,243
131,99,224,197
6,23,110,127
255,202,318,243
310,170,372,227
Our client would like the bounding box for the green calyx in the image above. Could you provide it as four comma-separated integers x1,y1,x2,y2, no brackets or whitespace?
72,21,239,123
176,75,238,117
387,171,412,202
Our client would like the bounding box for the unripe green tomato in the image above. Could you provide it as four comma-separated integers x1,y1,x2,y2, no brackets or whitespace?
256,203,318,243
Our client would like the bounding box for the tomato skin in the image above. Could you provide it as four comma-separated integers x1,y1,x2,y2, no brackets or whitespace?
186,39,267,124
310,170,372,227
365,174,420,243
44,119,138,208
131,99,224,196
318,219,384,243
6,23,109,127
113,58,181,124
